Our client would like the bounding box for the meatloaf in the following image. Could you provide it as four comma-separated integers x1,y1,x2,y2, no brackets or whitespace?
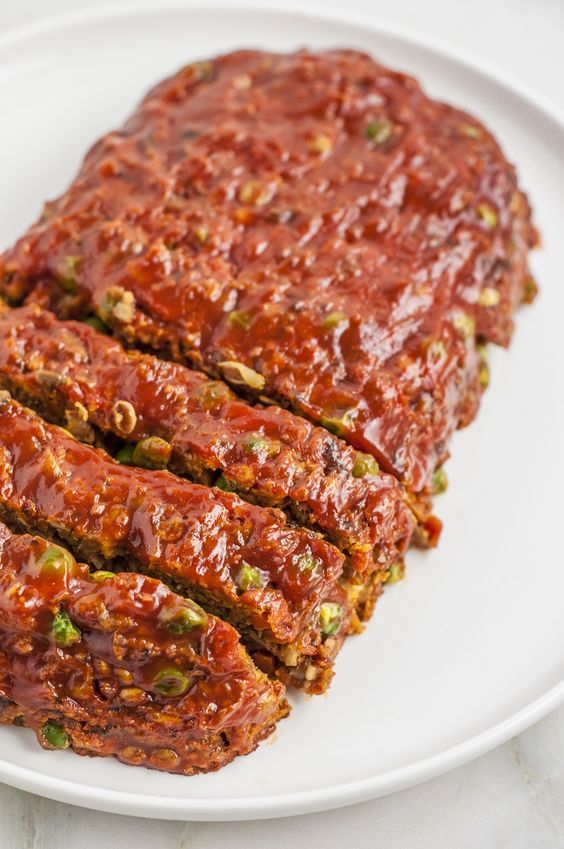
0,394,351,693
0,522,288,774
0,300,415,575
0,48,537,493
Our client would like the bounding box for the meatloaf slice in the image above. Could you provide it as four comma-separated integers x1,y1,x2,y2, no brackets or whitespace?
0,522,288,774
0,394,351,693
0,48,537,492
0,300,415,576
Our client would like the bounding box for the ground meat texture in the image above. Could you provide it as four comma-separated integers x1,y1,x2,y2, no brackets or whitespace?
0,395,350,694
0,49,537,491
0,301,414,576
0,522,288,775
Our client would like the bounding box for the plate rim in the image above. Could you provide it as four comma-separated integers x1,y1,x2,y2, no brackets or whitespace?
0,0,563,821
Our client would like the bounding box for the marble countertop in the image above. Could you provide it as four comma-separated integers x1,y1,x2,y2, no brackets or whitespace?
1,0,563,846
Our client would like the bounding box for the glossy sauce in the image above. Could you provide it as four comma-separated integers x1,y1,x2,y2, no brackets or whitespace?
0,522,287,774
0,397,345,645
0,49,536,490
0,302,414,574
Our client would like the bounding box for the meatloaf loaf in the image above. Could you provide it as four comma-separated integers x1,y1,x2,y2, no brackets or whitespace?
0,48,537,494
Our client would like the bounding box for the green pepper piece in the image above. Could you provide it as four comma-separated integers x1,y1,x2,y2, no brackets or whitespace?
297,554,317,572
90,570,115,582
431,467,448,495
153,667,190,697
132,436,172,470
319,602,342,636
386,562,404,584
40,721,70,750
215,474,236,492
228,310,253,331
352,452,380,478
242,434,280,458
51,611,81,647
236,562,267,592
365,119,393,143
320,408,356,437
58,255,81,294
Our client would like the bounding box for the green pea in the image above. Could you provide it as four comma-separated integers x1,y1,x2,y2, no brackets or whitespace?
116,444,135,465
236,562,267,592
37,546,78,580
432,467,448,495
153,667,190,697
352,452,380,478
365,119,393,143
51,611,81,647
40,721,70,750
132,436,172,470
319,602,342,636
162,603,207,635
83,315,110,334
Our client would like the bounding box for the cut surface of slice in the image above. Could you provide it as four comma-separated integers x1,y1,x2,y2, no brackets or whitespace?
0,300,414,575
0,394,350,693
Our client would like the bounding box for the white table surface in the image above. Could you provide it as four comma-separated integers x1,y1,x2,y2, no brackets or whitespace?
1,0,564,846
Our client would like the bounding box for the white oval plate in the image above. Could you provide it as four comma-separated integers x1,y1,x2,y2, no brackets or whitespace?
0,0,563,822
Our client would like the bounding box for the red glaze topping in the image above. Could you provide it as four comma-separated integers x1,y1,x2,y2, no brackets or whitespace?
0,522,287,774
0,49,536,490
0,301,414,574
0,396,345,645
